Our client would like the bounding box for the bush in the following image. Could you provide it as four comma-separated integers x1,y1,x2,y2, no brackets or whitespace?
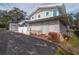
48,32,60,42
0,24,6,28
70,33,79,47
74,31,79,37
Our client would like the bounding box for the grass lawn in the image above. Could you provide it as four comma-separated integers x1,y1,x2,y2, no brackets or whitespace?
70,32,79,47
55,32,79,55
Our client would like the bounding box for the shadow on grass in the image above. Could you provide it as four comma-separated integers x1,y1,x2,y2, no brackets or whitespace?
74,31,79,38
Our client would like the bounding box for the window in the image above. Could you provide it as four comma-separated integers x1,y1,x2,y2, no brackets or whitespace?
53,9,57,16
38,14,40,18
32,17,34,19
46,12,49,16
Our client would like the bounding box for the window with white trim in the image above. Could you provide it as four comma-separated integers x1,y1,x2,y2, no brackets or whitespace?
46,12,49,16
38,14,40,18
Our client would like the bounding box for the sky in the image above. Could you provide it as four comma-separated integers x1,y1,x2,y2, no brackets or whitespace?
0,3,79,15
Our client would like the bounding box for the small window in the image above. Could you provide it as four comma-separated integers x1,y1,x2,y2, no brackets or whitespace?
32,17,34,19
46,12,49,16
38,14,40,18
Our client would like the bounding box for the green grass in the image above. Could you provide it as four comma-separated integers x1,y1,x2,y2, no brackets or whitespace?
70,33,79,47
55,32,79,55
55,47,74,55
55,47,64,55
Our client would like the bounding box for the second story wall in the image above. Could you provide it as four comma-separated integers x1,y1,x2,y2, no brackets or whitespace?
30,7,59,20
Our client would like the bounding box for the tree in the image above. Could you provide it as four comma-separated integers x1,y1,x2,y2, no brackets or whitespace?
0,10,10,28
0,7,27,29
74,12,79,26
8,7,27,23
67,13,74,26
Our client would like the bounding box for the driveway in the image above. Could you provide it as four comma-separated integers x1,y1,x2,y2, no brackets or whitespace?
0,31,58,55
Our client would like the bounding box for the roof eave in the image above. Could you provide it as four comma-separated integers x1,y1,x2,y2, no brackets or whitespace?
28,15,68,24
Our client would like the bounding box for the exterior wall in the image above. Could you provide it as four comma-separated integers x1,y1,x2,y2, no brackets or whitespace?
48,20,60,33
30,8,59,20
42,22,48,34
29,22,42,31
28,20,60,35
18,27,28,34
59,22,68,35
9,23,18,32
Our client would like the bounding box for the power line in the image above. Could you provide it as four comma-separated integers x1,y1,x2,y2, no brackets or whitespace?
6,3,9,8
0,3,11,10
0,4,8,10
6,3,12,10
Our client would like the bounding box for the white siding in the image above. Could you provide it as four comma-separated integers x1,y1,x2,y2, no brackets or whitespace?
18,27,28,34
29,23,42,31
48,21,60,33
42,22,49,34
30,14,36,20
30,8,59,20
29,20,60,34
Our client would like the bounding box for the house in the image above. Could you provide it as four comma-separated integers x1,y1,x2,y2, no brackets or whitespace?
27,3,68,35
9,3,69,36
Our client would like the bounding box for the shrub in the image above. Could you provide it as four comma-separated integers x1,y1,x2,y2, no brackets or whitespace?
48,32,60,42
0,24,6,28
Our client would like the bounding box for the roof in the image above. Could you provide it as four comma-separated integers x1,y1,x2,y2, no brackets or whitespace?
29,3,64,17
18,20,29,27
18,20,28,25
